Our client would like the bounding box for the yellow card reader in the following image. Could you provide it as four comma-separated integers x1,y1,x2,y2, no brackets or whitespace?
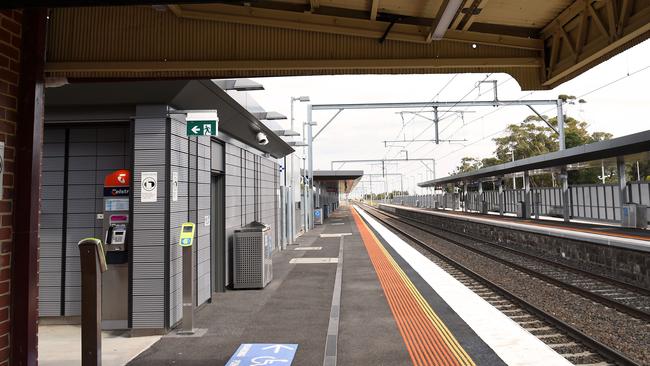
179,222,196,247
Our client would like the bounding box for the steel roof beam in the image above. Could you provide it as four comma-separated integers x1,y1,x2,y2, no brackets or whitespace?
312,99,557,110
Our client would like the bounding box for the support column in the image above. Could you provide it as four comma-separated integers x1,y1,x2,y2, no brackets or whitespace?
306,105,313,230
560,167,570,222
498,178,504,216
463,182,468,212
557,99,565,150
12,9,47,366
523,170,531,219
478,180,484,213
617,156,627,223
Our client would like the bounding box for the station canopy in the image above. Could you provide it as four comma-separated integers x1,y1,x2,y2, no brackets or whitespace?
314,170,364,194
44,79,294,158
419,129,650,187
36,0,650,90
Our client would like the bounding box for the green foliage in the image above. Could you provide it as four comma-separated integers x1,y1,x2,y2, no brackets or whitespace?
451,157,483,174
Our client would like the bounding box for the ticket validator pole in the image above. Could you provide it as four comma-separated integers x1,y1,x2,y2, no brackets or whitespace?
78,238,108,366
179,222,196,334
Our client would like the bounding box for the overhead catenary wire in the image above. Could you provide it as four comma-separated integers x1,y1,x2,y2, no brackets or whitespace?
356,63,650,193
388,73,494,158
383,74,460,159
398,63,650,181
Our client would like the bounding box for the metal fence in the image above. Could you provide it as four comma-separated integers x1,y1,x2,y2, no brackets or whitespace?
380,181,650,224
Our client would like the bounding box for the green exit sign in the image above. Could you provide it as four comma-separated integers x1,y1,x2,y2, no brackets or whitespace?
187,120,218,136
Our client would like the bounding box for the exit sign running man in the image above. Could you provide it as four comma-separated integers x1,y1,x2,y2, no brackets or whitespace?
187,111,219,137
187,120,217,136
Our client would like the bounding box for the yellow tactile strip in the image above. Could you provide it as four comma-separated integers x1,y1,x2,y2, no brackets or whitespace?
351,207,475,366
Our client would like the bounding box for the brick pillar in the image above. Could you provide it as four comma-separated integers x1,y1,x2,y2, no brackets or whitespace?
12,8,47,366
0,10,22,366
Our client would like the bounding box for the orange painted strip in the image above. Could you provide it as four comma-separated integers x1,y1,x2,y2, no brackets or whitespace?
356,214,459,366
351,207,476,366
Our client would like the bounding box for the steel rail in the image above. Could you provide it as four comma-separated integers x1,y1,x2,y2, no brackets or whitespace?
391,210,650,297
375,206,650,322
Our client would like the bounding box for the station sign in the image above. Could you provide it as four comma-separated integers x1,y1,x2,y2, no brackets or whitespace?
140,172,158,203
187,120,217,136
187,111,219,137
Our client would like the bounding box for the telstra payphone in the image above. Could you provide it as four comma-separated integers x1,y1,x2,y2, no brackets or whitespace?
101,169,130,329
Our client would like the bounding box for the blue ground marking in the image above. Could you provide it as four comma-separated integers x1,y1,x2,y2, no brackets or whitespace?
225,344,298,366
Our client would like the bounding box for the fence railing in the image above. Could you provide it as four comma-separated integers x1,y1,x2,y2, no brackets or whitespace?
377,181,650,224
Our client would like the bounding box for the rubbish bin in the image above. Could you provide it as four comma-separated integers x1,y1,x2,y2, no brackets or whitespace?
233,222,273,289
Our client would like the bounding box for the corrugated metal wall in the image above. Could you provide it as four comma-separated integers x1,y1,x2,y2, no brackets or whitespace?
169,114,188,327
224,140,279,286
39,125,130,317
40,128,66,316
189,125,212,309
132,106,168,329
40,109,281,329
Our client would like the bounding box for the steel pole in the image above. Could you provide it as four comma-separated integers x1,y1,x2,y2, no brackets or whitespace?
307,105,314,229
617,156,627,223
433,107,439,144
290,97,295,132
181,244,194,333
511,152,516,189
557,99,565,150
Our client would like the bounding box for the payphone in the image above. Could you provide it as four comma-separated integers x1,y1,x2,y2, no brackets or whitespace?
101,169,130,329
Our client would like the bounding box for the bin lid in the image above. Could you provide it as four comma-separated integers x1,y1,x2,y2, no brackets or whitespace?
235,221,270,232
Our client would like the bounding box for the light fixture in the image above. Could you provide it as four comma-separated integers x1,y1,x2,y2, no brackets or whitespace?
272,130,301,137
213,79,265,91
252,111,287,120
287,141,308,147
430,0,463,40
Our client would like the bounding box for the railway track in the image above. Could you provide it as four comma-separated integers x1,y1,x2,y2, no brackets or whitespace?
357,203,641,366
375,205,650,322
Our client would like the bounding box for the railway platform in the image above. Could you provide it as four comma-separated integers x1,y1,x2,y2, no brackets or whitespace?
128,204,571,366
379,204,650,251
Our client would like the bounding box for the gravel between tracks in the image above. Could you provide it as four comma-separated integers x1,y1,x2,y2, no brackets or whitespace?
373,209,650,365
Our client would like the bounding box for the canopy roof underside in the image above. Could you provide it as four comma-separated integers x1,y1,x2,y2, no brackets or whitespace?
38,0,650,90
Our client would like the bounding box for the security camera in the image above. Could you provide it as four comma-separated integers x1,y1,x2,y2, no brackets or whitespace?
256,132,269,146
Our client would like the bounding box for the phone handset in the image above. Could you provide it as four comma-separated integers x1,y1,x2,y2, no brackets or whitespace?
105,225,115,245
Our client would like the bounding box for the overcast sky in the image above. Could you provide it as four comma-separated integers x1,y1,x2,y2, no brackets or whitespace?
250,39,650,194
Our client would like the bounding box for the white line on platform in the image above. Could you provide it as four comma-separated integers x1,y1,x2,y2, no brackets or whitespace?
294,247,322,251
354,206,572,366
331,223,345,226
290,258,339,264
320,233,352,238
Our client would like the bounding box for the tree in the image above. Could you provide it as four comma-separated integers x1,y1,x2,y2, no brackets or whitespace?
450,114,613,187
451,157,483,175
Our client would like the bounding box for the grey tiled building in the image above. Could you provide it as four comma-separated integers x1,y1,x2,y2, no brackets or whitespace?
39,80,293,333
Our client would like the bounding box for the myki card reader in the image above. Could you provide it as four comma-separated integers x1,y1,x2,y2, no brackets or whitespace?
179,222,195,247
